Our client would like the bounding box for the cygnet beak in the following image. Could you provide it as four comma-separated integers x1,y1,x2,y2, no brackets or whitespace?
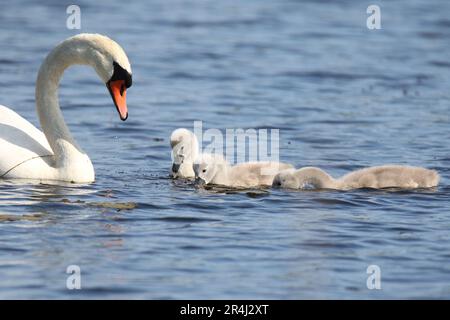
195,177,206,185
272,181,281,187
172,163,181,174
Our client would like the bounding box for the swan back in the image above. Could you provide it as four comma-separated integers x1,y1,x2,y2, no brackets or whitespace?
0,105,53,178
339,165,440,189
272,165,440,190
227,162,293,187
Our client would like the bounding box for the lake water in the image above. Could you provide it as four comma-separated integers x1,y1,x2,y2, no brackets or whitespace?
0,0,449,299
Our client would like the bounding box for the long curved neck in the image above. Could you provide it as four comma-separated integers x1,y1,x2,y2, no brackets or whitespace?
35,39,93,161
295,167,337,189
188,135,200,163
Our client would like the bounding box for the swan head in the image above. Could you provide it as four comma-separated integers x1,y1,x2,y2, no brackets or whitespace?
62,34,132,121
193,153,226,185
170,129,199,178
272,169,299,189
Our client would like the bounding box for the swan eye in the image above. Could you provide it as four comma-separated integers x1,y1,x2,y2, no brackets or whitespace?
202,169,207,173
110,61,132,88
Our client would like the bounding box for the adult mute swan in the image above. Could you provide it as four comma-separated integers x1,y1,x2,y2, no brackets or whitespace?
0,34,132,183
170,128,199,179
272,165,440,190
194,153,294,188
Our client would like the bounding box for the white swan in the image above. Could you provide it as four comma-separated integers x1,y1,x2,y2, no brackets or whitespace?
194,153,294,188
272,165,440,190
170,128,199,179
0,34,132,183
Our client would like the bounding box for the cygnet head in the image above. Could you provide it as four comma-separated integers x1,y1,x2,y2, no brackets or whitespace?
272,169,299,189
193,153,226,185
170,128,199,178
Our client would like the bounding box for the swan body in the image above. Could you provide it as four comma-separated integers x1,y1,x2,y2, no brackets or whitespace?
272,165,440,190
170,128,199,179
0,34,132,183
194,153,294,188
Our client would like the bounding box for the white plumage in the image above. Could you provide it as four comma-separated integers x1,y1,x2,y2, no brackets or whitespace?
272,165,440,190
194,153,293,188
0,34,132,183
170,128,199,179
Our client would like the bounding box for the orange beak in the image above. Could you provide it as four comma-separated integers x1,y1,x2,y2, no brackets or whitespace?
107,79,128,121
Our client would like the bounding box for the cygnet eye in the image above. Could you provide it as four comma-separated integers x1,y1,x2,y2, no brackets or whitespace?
202,169,207,173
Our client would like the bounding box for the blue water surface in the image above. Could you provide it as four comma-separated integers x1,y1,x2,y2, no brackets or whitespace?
0,0,449,299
